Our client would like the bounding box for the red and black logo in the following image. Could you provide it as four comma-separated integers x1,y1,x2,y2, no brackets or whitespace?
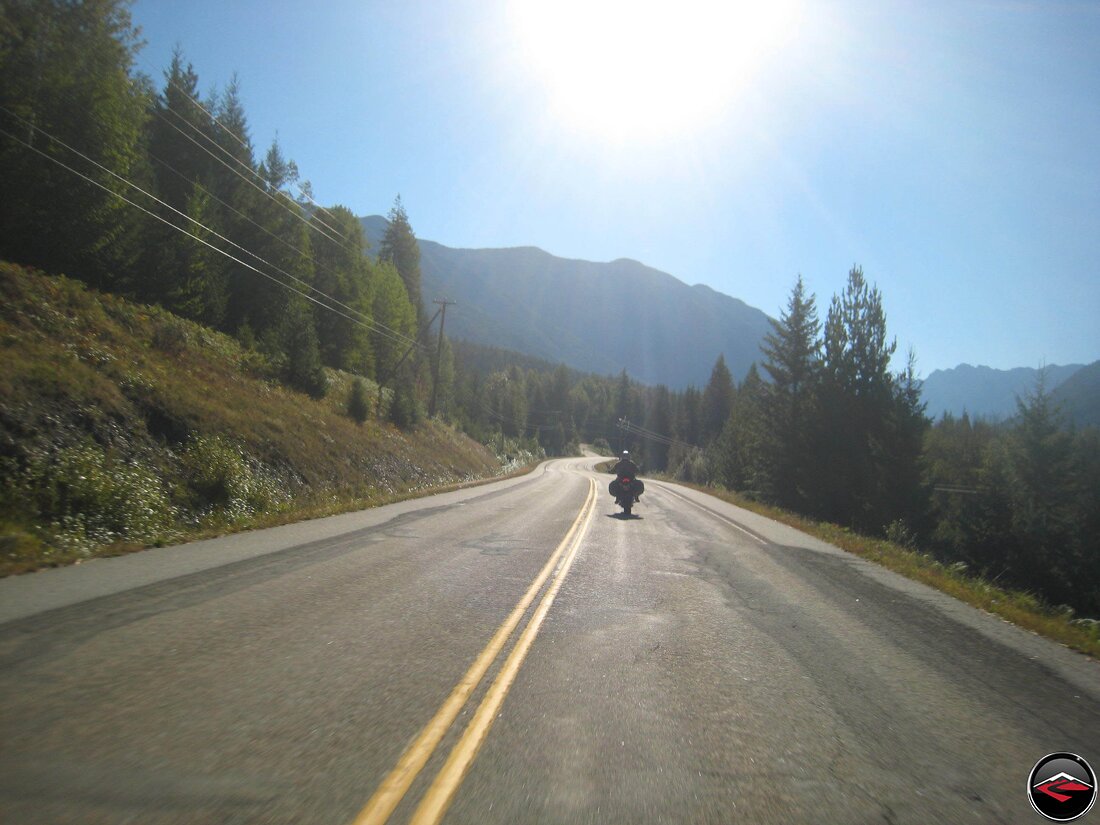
1028,752,1096,822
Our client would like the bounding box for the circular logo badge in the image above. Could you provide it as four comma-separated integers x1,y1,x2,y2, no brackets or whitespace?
1028,752,1096,822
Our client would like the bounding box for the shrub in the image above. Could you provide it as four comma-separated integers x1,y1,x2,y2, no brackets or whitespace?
151,315,190,354
180,435,288,522
3,442,176,548
388,383,422,430
348,378,370,424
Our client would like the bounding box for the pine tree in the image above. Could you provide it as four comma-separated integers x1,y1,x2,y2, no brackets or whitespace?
379,195,423,321
147,50,213,212
709,365,767,491
701,354,736,444
310,205,374,376
282,296,327,398
371,260,418,381
259,136,297,193
348,378,370,424
643,385,673,471
0,0,147,288
759,276,821,509
815,265,924,532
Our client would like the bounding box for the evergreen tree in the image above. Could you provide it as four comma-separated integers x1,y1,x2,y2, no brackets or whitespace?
212,74,254,170
371,260,418,382
161,187,228,325
147,50,213,212
310,205,374,376
759,276,821,508
643,385,673,471
348,378,370,424
815,265,923,532
259,136,297,192
0,0,147,287
282,295,327,398
709,365,768,491
379,195,423,321
701,354,736,444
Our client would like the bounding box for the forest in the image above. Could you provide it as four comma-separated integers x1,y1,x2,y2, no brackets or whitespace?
1,0,1096,616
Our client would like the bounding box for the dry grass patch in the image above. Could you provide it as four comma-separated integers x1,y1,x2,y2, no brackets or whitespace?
0,264,517,576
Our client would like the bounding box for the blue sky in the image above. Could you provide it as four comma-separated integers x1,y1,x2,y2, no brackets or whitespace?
130,0,1099,376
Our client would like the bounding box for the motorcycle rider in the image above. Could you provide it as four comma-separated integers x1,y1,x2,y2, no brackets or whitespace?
612,450,638,479
611,450,642,502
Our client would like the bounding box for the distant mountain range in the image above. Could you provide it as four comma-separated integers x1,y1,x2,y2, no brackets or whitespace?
1051,361,1100,429
920,363,1098,424
361,215,774,389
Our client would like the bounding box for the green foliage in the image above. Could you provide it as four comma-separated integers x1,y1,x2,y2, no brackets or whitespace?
372,260,418,380
348,378,370,424
0,0,148,287
180,435,287,522
701,354,735,444
311,205,375,376
758,275,821,509
281,298,328,398
379,195,423,318
388,380,422,430
708,365,768,494
1,442,176,550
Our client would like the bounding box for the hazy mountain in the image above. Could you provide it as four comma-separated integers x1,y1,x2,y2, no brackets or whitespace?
921,363,1085,421
1051,360,1100,429
361,216,774,389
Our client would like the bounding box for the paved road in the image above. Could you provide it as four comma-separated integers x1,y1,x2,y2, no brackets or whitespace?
1,456,1098,824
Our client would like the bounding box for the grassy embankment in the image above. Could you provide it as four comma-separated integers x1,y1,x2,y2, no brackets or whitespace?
666,478,1099,658
0,263,528,576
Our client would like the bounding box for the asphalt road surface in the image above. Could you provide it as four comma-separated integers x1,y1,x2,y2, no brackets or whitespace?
1,455,1098,824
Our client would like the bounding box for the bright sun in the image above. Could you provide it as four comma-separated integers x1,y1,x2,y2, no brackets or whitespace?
508,0,799,144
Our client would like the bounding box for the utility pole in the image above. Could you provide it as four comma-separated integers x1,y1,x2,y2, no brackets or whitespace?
429,299,456,417
376,307,441,418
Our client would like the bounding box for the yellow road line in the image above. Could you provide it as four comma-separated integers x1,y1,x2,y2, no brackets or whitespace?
410,477,597,825
351,478,597,825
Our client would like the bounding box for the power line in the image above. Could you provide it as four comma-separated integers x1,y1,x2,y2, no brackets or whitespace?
144,66,355,249
617,417,696,450
2,105,421,352
0,120,424,353
144,147,419,349
148,104,351,253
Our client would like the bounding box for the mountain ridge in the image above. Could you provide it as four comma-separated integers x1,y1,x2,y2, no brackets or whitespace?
921,362,1087,421
361,215,774,389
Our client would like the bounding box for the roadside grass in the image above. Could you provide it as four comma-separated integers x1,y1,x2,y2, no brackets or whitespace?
0,263,526,576
670,481,1100,659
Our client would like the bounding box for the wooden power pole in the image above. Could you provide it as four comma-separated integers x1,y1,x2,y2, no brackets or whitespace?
429,299,456,417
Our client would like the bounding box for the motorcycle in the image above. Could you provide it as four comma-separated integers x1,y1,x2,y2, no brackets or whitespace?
609,474,643,515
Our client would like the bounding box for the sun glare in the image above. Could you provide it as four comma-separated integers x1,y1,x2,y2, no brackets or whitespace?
509,0,798,144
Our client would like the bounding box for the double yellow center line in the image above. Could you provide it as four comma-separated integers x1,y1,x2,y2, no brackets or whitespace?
352,477,598,825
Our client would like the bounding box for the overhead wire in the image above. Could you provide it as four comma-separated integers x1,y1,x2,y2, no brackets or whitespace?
0,115,423,352
144,146,419,350
129,62,422,348
617,417,696,450
148,104,350,252
143,65,353,246
1,105,419,351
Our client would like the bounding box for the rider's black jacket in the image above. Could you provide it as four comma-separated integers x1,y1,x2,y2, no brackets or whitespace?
611,458,638,478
